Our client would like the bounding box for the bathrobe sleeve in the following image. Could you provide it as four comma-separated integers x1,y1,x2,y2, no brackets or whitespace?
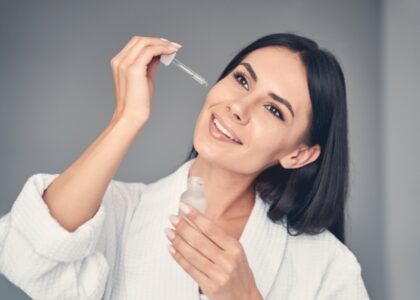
315,248,370,300
0,173,143,300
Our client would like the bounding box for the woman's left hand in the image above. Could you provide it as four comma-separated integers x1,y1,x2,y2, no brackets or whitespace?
165,202,263,300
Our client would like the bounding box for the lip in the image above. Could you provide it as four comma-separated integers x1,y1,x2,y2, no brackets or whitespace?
213,113,242,142
209,113,243,145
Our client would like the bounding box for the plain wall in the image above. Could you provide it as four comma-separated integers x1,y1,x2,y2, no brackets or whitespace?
382,0,420,299
0,0,386,298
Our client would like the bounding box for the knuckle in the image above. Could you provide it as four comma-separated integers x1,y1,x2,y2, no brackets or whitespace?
119,61,129,70
226,262,235,274
137,39,147,48
218,274,229,287
131,35,141,42
231,243,243,257
110,57,118,67
120,65,128,73
208,282,217,294
127,66,140,76
142,44,155,55
203,224,216,237
143,36,154,42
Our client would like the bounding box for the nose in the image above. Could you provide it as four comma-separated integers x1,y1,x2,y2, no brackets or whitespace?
226,98,251,125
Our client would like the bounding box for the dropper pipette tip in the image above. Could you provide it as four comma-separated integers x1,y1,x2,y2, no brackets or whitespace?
172,58,208,88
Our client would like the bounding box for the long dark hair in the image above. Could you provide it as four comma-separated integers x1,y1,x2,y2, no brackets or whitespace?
184,33,349,244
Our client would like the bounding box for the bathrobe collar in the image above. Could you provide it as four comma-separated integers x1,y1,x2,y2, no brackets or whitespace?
124,158,288,299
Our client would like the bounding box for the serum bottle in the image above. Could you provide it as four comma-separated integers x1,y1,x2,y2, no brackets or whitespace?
178,176,206,224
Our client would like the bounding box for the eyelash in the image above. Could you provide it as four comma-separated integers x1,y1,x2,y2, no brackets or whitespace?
232,71,285,121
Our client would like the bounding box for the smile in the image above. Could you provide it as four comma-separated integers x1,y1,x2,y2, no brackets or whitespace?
209,114,243,145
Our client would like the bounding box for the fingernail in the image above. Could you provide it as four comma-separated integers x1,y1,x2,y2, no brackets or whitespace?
164,227,175,240
168,244,176,254
168,45,179,51
160,37,169,42
169,214,180,225
170,42,182,49
179,202,191,214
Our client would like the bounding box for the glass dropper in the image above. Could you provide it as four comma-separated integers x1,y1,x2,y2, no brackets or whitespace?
171,58,208,87
159,45,208,87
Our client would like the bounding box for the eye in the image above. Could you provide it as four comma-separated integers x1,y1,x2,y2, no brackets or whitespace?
233,71,249,90
264,104,285,121
232,70,285,122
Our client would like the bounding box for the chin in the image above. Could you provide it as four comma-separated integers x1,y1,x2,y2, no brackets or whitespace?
192,135,218,160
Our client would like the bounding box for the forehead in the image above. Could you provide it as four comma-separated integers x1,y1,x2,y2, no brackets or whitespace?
242,46,311,118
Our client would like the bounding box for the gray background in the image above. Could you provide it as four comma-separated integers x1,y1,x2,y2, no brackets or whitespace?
0,0,418,299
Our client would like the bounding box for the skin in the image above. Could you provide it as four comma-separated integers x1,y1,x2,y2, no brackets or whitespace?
189,46,321,224
166,46,322,299
71,35,322,299
41,36,181,232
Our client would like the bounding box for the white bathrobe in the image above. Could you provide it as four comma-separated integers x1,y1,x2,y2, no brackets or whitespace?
0,158,370,299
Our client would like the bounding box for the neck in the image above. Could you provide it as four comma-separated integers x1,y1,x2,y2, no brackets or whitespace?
188,155,257,221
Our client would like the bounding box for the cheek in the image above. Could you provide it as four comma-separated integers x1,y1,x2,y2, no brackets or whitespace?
205,80,238,105
251,121,291,157
252,120,284,146
192,87,231,140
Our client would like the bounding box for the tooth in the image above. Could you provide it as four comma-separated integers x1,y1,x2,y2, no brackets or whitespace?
216,123,232,138
213,117,241,144
214,119,233,138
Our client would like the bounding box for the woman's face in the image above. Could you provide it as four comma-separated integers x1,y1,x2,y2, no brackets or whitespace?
193,46,317,175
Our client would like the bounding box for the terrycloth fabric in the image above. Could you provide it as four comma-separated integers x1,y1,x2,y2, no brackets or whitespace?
0,158,370,299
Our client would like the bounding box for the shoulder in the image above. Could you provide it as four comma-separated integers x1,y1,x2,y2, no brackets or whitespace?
285,228,361,269
270,228,369,298
285,230,370,298
278,228,364,284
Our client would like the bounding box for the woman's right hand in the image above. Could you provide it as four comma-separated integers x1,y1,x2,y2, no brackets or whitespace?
110,36,182,125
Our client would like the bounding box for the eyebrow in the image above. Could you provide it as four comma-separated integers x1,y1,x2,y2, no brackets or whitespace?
238,62,295,118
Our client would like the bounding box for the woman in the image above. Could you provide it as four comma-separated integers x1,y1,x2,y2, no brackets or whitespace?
0,33,370,299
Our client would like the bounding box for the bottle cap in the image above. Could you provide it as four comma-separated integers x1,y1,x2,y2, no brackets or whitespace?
187,176,204,187
160,52,177,66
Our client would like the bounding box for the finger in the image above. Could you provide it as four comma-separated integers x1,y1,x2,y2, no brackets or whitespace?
147,56,160,80
113,36,170,66
128,44,177,79
119,36,176,68
151,38,182,79
179,203,237,251
110,36,140,99
169,214,226,266
117,38,148,96
120,37,176,86
167,242,213,290
165,227,220,280
117,36,146,98
115,36,173,100
111,36,140,66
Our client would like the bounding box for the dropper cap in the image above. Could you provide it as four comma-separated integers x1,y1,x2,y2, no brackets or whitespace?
187,176,204,190
160,52,208,87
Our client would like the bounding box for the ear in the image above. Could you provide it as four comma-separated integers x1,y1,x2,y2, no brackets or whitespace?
278,144,321,169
